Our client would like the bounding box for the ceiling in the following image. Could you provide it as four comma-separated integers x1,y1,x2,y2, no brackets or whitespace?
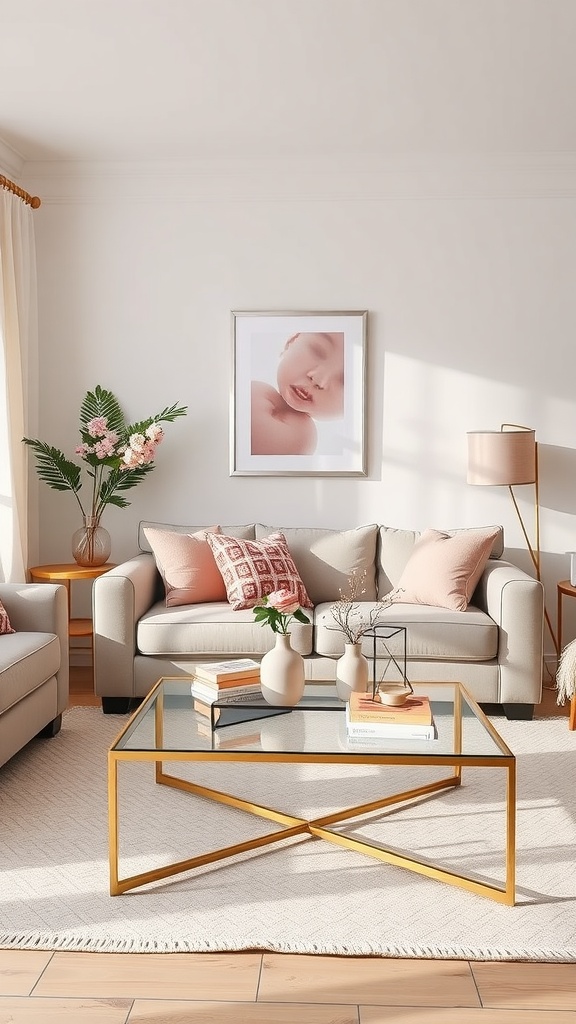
1,0,575,168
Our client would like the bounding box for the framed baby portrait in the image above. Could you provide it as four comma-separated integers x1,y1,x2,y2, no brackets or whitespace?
230,310,367,476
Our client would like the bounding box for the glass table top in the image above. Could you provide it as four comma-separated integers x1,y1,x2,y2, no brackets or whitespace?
110,678,514,763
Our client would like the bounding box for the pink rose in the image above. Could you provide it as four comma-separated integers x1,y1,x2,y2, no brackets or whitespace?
87,416,108,438
128,432,146,453
121,447,140,468
267,589,300,614
94,435,118,459
146,423,164,444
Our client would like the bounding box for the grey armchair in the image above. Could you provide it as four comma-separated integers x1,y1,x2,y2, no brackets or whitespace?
0,582,69,767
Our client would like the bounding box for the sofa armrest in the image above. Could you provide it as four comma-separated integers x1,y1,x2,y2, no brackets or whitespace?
92,553,159,699
0,582,69,712
475,559,544,704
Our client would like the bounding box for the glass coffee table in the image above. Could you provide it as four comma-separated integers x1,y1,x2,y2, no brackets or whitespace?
108,678,516,904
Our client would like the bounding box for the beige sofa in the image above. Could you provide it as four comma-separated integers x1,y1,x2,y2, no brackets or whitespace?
0,582,69,767
93,521,544,719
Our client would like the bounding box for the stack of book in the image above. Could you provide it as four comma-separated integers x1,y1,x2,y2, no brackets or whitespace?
345,691,436,742
191,659,261,720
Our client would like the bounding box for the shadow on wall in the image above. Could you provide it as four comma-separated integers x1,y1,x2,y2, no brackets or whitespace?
539,444,576,516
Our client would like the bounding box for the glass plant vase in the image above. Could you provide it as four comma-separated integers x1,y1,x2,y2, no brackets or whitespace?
72,515,111,567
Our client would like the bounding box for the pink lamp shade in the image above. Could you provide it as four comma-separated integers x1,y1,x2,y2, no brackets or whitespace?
467,428,537,486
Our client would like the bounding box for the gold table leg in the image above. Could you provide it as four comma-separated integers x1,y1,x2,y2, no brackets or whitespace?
108,755,515,905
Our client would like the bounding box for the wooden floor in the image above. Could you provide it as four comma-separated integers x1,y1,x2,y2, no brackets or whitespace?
1,669,574,1024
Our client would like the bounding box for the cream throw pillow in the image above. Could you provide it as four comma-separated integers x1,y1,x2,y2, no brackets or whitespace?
143,525,225,606
395,527,500,611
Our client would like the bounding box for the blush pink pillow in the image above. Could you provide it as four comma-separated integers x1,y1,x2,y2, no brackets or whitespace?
0,597,15,634
206,531,313,611
143,526,226,606
395,527,500,611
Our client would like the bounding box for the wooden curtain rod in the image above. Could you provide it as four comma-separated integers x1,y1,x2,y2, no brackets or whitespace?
0,174,41,209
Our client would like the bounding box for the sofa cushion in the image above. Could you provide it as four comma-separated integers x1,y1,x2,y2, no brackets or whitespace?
0,632,61,713
377,524,504,595
314,602,498,661
138,521,256,552
137,600,314,657
142,525,226,606
0,598,15,635
393,526,501,611
255,524,379,605
206,532,313,611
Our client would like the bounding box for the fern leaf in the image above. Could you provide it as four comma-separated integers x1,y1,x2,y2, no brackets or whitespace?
80,386,125,436
22,439,82,494
126,403,187,436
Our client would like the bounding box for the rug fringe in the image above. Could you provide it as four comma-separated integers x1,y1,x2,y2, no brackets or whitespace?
556,638,576,704
1,932,575,962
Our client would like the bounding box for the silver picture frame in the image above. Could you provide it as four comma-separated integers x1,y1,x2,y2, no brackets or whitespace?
230,309,367,476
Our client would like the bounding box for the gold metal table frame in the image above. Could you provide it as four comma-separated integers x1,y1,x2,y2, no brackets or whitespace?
108,680,516,905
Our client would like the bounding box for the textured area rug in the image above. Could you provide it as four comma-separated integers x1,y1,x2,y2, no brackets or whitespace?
1,706,575,960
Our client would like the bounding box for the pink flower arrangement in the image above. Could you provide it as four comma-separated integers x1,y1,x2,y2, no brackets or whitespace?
253,589,310,635
24,385,187,525
75,418,166,470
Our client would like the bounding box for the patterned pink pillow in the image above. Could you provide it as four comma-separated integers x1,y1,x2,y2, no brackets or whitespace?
0,598,15,635
206,532,313,611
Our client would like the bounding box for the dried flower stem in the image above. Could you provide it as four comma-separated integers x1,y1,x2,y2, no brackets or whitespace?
328,568,403,645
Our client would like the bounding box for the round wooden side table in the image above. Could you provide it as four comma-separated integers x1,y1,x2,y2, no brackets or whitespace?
556,579,576,730
28,562,116,662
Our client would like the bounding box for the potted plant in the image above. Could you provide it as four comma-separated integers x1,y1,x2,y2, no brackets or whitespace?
24,385,187,565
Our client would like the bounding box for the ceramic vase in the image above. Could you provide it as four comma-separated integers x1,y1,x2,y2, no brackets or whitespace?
336,642,369,701
260,632,305,706
72,515,112,567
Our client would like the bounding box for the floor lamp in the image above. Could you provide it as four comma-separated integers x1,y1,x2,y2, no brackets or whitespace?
466,423,559,658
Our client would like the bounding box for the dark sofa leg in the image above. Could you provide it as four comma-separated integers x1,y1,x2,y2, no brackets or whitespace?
101,696,142,714
503,703,534,721
36,714,62,738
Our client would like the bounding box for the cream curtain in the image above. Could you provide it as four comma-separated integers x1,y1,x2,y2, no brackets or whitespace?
0,188,38,582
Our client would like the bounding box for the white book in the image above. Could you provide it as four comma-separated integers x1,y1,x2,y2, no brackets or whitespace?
194,659,261,683
346,725,436,742
191,681,262,704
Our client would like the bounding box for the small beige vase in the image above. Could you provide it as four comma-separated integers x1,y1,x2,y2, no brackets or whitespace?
336,642,369,702
260,632,305,706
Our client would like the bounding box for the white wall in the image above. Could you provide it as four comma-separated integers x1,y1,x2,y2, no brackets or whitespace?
23,156,576,657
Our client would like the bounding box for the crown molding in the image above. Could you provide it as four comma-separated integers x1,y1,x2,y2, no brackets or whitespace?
0,136,25,179
20,152,576,203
